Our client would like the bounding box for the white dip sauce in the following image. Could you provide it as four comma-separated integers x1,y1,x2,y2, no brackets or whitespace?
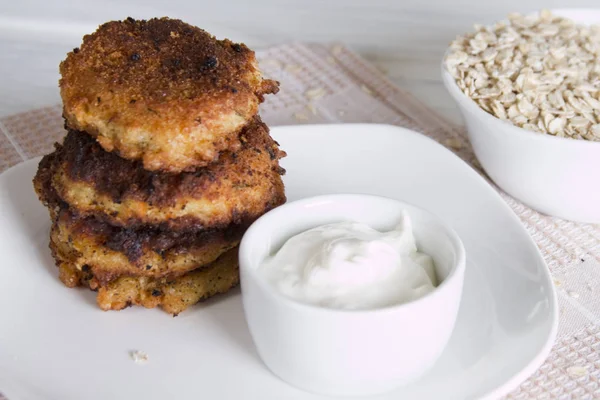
260,212,437,310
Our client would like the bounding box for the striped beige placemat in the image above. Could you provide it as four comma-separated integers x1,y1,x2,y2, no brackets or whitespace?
1,43,599,399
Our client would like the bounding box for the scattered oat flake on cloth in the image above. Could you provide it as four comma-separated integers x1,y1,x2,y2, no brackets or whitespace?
293,112,309,121
283,64,302,74
443,137,464,150
566,365,588,377
304,87,326,100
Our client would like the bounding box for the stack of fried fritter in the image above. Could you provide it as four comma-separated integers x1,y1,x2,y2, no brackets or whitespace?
33,17,285,315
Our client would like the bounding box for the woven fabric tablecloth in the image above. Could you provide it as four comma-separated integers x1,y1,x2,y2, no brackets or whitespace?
1,43,600,399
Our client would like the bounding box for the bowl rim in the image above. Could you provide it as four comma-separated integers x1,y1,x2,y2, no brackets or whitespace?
239,193,466,316
440,8,600,148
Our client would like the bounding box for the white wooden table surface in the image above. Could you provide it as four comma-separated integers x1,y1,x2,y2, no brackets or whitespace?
3,0,600,126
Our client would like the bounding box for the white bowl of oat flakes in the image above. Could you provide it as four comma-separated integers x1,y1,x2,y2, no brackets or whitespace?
442,9,600,223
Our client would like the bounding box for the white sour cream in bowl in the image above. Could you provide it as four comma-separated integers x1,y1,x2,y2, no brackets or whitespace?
260,215,437,310
239,194,466,397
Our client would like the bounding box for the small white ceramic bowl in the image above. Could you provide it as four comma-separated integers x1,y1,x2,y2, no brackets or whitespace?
239,194,466,396
441,10,600,224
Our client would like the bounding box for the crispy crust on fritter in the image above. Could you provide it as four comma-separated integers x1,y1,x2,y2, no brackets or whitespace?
45,118,286,231
55,244,240,315
32,150,62,221
60,17,279,172
49,207,242,285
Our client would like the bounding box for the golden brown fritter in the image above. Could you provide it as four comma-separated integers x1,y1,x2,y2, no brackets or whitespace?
49,207,242,285
60,17,279,173
55,243,240,315
43,118,286,231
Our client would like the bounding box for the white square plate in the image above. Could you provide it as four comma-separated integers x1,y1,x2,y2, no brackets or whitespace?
0,124,557,400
